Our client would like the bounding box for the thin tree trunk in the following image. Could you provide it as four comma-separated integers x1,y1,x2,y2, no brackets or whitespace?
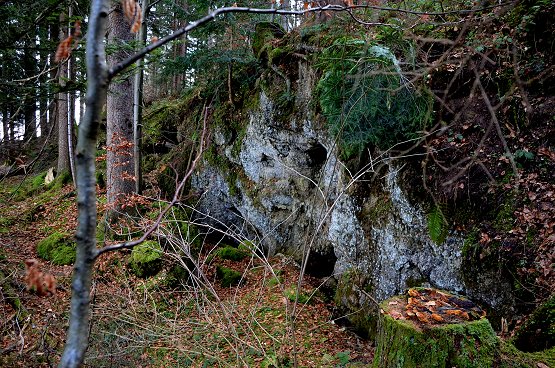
106,1,135,218
59,0,109,366
68,5,77,183
2,108,8,142
57,11,71,174
23,36,37,142
39,24,49,139
133,0,149,194
49,22,59,144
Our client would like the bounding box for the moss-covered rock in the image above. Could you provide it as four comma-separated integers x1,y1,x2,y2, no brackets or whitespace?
215,265,242,287
36,232,76,265
129,241,163,278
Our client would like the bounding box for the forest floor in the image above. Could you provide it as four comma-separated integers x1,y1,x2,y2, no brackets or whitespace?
0,176,374,367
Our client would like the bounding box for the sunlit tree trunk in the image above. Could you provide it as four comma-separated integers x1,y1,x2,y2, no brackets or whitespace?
106,1,135,218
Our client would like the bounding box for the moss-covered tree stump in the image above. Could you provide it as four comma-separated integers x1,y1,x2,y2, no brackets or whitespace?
373,288,499,368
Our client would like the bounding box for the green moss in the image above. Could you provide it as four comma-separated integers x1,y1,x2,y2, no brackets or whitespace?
49,169,72,190
36,232,75,265
373,301,499,368
284,287,311,304
129,240,163,278
499,342,555,368
494,194,517,232
214,245,248,261
31,172,47,191
215,265,242,287
252,22,285,59
362,193,393,224
51,244,76,265
334,269,377,338
164,263,190,289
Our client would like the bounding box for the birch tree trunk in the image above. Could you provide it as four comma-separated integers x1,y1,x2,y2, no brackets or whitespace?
106,1,135,218
59,0,109,366
133,0,149,194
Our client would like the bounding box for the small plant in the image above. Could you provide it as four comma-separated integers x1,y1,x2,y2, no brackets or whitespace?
284,287,311,304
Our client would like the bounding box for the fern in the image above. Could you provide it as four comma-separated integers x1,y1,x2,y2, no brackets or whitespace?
427,205,448,245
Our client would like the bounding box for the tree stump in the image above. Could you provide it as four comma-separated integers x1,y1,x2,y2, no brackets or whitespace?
373,288,499,368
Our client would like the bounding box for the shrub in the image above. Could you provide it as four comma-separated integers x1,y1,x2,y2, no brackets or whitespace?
129,241,163,278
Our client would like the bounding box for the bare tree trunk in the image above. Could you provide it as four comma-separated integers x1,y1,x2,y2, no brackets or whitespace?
134,0,149,194
49,22,59,144
59,0,109,366
23,37,37,142
68,5,77,183
106,1,135,218
39,25,49,139
2,108,8,142
57,11,71,174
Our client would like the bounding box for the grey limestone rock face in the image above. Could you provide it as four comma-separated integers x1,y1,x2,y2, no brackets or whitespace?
190,61,514,323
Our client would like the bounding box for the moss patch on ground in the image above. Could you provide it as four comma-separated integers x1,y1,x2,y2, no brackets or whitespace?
36,232,76,265
129,241,163,278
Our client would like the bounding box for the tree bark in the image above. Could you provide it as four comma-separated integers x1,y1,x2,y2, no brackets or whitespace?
106,1,135,218
49,22,59,144
68,5,77,183
59,0,109,366
57,11,71,174
133,0,149,194
39,24,49,139
2,107,8,142
23,36,37,142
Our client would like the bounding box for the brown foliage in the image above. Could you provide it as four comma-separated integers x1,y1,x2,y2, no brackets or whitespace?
54,21,82,63
122,0,142,33
24,259,57,296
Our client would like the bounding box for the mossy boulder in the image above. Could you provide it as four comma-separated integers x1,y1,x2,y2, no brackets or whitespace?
215,265,242,287
36,232,76,265
129,241,163,278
